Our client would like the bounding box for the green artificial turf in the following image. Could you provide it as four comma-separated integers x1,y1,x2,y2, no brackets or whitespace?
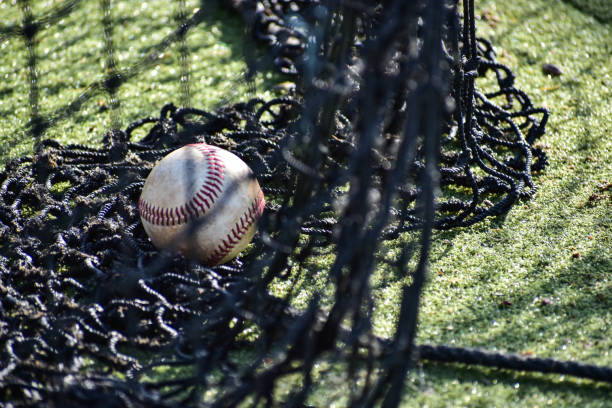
1,0,610,406
0,0,279,161
271,0,612,405
395,0,611,406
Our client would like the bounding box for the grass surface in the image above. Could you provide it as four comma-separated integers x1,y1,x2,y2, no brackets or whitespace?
1,0,611,406
395,0,611,406
0,0,279,161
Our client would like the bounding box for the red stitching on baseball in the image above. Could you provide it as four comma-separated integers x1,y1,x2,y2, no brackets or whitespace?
204,190,265,266
188,201,198,217
139,144,226,226
195,192,210,208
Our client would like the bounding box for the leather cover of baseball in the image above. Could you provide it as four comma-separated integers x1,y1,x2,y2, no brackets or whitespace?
138,143,265,266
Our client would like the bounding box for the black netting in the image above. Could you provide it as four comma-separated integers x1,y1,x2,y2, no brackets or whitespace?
0,0,610,407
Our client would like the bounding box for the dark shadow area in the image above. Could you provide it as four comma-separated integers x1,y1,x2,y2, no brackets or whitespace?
416,361,612,398
562,0,612,23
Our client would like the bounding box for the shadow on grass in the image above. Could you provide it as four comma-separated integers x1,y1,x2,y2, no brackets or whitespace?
413,360,612,398
0,0,283,159
134,0,282,105
428,245,610,341
562,0,612,23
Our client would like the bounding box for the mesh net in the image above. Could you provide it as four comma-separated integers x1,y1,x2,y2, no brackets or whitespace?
0,0,610,406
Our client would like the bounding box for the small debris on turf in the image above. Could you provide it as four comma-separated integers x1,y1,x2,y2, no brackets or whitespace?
480,9,500,27
542,63,563,76
598,181,611,191
583,187,609,207
273,81,296,94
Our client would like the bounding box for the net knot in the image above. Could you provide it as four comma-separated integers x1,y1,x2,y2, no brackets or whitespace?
105,129,129,161
103,73,123,93
463,56,481,79
21,20,38,39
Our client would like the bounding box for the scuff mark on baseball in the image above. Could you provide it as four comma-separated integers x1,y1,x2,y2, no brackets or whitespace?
138,143,265,266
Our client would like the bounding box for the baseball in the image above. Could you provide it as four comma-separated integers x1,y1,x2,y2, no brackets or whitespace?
138,143,265,266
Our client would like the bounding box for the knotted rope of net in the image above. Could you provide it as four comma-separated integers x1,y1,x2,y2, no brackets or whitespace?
1,0,610,407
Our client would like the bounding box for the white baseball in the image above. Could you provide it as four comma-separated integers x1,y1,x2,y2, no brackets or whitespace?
138,143,265,266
